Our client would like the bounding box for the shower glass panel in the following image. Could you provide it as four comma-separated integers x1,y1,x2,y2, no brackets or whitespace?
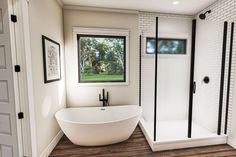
155,16,192,142
140,34,155,140
192,20,225,138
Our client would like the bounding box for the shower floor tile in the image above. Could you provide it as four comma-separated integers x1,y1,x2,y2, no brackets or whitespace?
143,120,217,142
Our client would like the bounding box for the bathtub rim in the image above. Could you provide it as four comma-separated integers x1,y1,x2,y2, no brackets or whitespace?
55,105,142,125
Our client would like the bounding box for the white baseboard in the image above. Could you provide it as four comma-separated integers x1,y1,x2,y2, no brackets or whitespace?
228,137,236,149
40,130,64,157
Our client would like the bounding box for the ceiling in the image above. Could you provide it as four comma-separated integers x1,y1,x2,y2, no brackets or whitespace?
61,0,218,15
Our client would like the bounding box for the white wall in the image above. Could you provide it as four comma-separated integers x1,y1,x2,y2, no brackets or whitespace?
64,9,139,107
139,13,193,122
28,0,66,156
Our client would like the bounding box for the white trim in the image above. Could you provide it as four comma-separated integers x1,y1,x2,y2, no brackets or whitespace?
8,0,24,156
73,27,130,36
21,0,38,156
73,27,130,86
63,5,139,14
56,0,63,7
228,137,236,149
12,0,38,156
139,118,227,151
40,130,64,157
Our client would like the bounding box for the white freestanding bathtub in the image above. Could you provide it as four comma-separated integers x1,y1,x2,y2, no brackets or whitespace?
55,105,142,146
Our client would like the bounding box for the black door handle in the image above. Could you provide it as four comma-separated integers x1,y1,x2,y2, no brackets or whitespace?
193,82,196,94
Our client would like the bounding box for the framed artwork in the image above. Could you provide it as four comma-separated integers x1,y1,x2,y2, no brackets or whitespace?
42,35,61,83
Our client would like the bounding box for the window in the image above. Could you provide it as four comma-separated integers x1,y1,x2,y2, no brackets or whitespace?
77,34,126,83
146,38,187,54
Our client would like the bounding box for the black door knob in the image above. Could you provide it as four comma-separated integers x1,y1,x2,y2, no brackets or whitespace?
203,76,210,84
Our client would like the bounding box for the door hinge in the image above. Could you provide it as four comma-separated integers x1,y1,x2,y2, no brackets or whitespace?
18,112,24,119
15,65,21,72
11,14,17,23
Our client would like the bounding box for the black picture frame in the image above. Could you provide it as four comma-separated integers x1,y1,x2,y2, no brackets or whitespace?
42,35,61,83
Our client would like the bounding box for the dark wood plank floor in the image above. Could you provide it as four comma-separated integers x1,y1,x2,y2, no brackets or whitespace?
50,127,236,157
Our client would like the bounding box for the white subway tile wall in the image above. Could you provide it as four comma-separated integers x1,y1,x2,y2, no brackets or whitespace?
138,12,193,34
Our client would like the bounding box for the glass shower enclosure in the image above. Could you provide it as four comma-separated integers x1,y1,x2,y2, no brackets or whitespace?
139,15,233,151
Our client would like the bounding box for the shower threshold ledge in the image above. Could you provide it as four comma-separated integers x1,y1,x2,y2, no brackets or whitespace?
139,117,227,151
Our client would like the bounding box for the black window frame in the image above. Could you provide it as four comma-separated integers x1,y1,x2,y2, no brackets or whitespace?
146,37,187,55
77,34,127,83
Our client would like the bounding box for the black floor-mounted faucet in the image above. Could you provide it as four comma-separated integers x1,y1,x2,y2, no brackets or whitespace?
99,89,109,107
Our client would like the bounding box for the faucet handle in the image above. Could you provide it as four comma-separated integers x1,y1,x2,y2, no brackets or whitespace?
106,92,109,101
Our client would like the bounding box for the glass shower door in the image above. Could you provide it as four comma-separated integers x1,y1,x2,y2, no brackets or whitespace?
140,35,155,141
155,16,192,142
191,19,225,138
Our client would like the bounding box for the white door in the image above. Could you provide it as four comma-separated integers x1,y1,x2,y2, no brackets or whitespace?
0,0,20,156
